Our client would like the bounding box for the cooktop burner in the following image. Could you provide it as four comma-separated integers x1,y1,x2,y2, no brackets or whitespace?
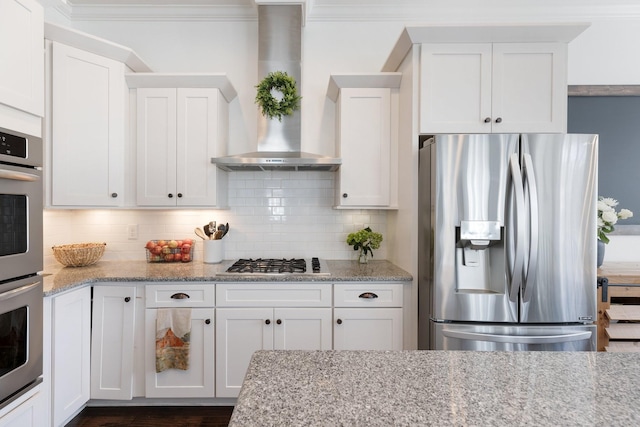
220,257,330,276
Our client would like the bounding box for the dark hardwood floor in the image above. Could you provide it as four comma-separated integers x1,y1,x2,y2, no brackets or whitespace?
65,406,234,427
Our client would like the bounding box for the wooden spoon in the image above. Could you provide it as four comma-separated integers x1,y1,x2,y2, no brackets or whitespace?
194,227,207,240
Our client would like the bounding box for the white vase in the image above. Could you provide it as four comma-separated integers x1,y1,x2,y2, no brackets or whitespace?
597,240,605,268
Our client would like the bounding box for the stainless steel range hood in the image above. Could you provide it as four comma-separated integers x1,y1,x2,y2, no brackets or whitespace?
212,4,341,172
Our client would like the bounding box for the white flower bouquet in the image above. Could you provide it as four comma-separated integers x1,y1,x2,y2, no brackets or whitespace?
597,196,633,244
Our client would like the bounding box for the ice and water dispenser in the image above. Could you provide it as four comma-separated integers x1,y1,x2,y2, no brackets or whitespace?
455,220,506,293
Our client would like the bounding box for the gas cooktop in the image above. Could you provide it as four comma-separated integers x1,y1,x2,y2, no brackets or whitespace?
217,258,330,276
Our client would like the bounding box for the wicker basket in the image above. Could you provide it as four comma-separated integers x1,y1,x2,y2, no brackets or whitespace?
52,242,106,267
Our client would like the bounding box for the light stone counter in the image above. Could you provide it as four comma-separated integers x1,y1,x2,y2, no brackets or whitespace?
42,259,412,296
230,350,640,426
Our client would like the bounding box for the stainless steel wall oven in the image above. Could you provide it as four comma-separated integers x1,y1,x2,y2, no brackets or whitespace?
0,127,43,408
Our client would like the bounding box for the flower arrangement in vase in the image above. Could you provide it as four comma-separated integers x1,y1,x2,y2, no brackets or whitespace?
346,227,383,264
597,196,633,244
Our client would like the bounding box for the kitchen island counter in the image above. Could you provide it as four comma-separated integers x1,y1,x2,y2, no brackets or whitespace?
230,350,640,426
42,259,412,296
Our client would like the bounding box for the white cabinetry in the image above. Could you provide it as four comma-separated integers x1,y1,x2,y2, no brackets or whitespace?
215,283,332,397
49,42,126,206
144,284,215,398
44,23,150,208
128,74,236,208
420,42,567,134
90,285,139,400
0,0,44,120
328,74,401,209
48,287,91,426
0,384,45,427
333,283,403,351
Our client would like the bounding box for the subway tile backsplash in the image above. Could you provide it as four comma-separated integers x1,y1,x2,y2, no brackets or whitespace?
43,171,388,269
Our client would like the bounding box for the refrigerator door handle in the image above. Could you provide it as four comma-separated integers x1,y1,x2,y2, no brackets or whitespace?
442,329,592,344
507,153,525,302
522,153,539,303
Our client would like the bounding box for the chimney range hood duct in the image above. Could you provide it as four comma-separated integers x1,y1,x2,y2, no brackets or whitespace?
212,4,341,172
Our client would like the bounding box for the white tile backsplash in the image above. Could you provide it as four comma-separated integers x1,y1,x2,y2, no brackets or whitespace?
43,171,388,269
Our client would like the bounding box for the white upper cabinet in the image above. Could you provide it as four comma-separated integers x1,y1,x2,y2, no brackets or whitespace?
129,74,236,208
420,42,567,134
45,24,150,208
328,74,401,209
135,87,228,207
0,0,44,118
382,23,589,135
49,42,126,207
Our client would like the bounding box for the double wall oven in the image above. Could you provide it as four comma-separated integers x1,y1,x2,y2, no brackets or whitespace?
0,127,43,408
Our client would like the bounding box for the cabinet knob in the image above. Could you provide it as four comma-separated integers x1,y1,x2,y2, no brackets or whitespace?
170,292,190,299
484,117,491,123
358,292,379,299
111,192,118,198
168,193,173,198
177,193,183,198
124,297,131,302
265,319,271,325
336,319,343,325
495,117,502,123
205,319,211,325
342,193,348,198
276,319,282,325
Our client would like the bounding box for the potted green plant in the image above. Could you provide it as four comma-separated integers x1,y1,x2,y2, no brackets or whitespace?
346,227,383,264
597,196,633,266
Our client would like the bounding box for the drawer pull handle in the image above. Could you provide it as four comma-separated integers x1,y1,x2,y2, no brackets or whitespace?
359,292,378,299
124,297,131,302
205,319,211,325
337,319,343,325
265,319,271,325
170,292,190,299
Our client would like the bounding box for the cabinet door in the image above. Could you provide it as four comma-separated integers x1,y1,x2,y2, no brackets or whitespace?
215,308,273,398
0,385,45,427
51,42,125,206
337,87,391,207
420,43,492,134
51,287,91,427
176,88,222,206
144,308,215,398
136,88,178,206
273,308,332,350
0,0,44,117
492,43,567,133
90,286,136,400
333,308,403,351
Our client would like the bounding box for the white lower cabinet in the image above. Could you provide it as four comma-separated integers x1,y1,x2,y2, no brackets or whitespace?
333,283,404,351
0,384,45,427
144,284,215,398
215,283,333,398
48,287,91,427
90,286,139,400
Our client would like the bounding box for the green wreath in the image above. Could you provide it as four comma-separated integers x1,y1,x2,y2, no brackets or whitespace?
255,71,302,122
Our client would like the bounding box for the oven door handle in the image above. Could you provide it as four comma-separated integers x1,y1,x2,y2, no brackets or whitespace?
0,281,41,302
0,167,41,182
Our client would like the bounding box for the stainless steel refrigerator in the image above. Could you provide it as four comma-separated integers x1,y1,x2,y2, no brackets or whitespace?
419,134,598,351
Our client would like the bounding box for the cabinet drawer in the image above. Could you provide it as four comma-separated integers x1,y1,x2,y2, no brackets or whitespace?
216,283,332,307
334,283,403,307
145,283,215,308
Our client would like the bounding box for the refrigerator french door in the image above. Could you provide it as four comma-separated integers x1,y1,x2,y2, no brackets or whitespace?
419,134,598,351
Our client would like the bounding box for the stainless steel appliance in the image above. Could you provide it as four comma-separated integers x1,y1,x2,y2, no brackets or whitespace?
218,258,331,277
419,134,598,351
0,127,43,407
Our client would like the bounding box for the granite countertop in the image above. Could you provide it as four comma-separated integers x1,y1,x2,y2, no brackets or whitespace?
230,350,640,426
42,259,412,296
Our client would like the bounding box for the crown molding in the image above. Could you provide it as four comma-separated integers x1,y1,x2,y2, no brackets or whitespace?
44,0,640,22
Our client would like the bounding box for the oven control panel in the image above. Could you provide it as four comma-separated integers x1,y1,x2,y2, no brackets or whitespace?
0,131,27,159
